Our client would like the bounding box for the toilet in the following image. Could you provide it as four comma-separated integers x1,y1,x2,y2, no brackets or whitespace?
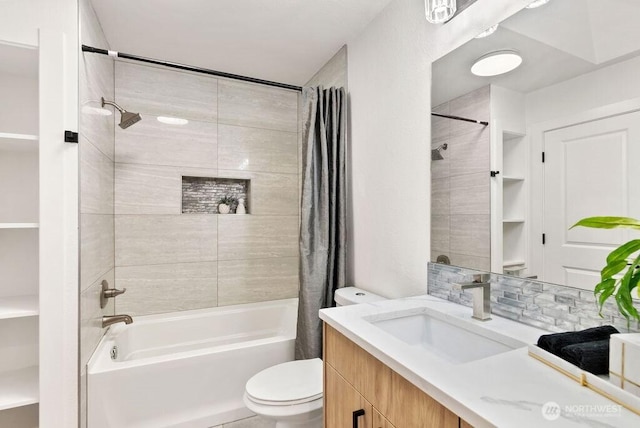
243,287,385,428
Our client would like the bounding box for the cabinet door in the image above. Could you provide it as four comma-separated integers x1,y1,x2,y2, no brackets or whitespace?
373,408,396,428
325,364,373,428
387,372,459,428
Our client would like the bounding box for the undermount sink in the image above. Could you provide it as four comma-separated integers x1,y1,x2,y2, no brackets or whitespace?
367,308,526,364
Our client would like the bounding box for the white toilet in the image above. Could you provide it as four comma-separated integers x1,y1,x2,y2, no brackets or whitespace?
243,287,385,428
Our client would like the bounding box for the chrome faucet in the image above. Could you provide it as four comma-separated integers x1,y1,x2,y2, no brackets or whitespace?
102,314,133,328
452,273,492,321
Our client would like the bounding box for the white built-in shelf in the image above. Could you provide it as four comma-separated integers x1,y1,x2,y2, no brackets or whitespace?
0,223,39,229
503,219,525,224
503,130,525,141
0,133,38,141
503,176,525,182
0,133,38,152
0,295,38,320
0,366,38,411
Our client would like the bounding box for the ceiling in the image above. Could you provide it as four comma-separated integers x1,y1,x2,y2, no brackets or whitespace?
432,0,640,106
90,0,394,86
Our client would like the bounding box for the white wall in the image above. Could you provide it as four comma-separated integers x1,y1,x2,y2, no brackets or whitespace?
526,55,640,125
346,0,531,298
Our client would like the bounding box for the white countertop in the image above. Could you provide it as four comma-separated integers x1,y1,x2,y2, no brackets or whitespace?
319,294,640,428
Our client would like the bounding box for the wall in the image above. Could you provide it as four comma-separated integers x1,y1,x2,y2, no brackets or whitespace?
305,45,348,89
431,86,491,271
526,55,640,126
78,0,115,426
346,0,531,298
113,62,300,316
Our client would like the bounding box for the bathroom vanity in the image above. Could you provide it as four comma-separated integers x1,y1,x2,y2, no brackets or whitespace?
324,324,471,427
320,295,640,428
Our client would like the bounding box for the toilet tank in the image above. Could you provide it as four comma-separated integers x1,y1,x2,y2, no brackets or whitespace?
334,287,385,307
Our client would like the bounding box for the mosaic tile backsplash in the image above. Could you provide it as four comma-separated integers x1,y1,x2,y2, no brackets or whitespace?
182,176,249,214
428,262,640,334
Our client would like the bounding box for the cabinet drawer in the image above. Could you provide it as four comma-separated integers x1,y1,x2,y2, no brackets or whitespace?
324,324,392,414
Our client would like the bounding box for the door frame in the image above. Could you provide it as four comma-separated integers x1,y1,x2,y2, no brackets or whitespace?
528,96,640,282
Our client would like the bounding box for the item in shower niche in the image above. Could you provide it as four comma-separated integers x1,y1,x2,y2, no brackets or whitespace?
218,195,237,214
236,198,246,215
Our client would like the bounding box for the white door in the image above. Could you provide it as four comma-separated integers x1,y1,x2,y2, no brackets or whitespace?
543,111,640,289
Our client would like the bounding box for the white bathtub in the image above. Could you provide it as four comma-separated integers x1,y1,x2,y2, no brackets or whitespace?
87,298,298,428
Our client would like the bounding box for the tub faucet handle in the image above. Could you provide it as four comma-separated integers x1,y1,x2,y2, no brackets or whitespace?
100,280,127,309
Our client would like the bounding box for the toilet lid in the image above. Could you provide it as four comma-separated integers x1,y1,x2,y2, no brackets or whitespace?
246,358,323,405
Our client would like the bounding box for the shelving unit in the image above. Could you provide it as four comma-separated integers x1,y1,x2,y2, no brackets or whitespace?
0,296,39,320
0,223,39,229
0,367,39,411
0,41,40,424
501,130,528,275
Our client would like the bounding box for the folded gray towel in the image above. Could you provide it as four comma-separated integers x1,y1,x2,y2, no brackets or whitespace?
537,325,619,356
560,339,610,375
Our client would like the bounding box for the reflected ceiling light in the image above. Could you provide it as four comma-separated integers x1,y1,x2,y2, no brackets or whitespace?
157,116,189,125
425,0,456,24
471,50,522,77
475,24,499,39
526,0,550,8
82,106,112,116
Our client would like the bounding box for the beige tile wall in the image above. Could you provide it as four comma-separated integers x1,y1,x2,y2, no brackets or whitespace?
431,86,491,271
113,62,300,316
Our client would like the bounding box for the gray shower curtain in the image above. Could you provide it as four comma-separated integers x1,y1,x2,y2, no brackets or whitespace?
295,86,347,360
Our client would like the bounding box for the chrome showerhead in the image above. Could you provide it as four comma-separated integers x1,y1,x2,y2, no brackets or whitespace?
101,97,142,129
431,143,448,161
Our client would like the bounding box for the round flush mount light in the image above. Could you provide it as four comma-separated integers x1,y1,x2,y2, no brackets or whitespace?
475,24,499,39
157,116,189,125
425,0,456,24
526,0,551,9
471,50,522,77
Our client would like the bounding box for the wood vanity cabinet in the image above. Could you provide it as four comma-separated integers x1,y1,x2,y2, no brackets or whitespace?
323,324,472,428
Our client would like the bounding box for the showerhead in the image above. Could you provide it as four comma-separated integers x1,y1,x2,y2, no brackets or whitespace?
101,97,142,129
431,143,448,161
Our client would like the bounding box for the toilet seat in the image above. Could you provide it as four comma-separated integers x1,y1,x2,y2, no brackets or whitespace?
245,358,323,406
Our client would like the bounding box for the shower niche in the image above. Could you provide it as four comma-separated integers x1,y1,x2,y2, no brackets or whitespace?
181,176,250,214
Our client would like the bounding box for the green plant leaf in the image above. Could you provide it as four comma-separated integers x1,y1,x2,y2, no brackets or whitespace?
606,239,640,264
570,216,640,230
615,256,640,321
601,259,629,280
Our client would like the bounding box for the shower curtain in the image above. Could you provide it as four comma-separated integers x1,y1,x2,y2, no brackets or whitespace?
295,86,347,360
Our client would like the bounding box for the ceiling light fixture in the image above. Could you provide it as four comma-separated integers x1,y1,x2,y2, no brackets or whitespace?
475,24,499,39
471,50,522,77
425,0,456,24
526,0,551,9
157,116,189,125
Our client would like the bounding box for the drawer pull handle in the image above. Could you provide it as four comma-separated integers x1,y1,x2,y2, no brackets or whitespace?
352,409,365,428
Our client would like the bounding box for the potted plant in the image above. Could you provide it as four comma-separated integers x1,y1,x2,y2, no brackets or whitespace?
571,216,640,321
218,195,237,214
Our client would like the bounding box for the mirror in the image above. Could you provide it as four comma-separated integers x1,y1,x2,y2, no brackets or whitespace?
430,0,640,290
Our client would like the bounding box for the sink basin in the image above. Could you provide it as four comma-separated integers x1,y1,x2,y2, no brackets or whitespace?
368,309,526,364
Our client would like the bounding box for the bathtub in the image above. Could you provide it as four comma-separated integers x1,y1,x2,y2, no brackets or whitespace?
87,298,298,428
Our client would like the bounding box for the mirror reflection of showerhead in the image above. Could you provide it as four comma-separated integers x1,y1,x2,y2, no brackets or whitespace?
101,97,142,129
431,143,448,161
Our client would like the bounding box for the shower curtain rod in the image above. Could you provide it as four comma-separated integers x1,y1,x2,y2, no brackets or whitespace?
81,45,303,92
431,112,488,126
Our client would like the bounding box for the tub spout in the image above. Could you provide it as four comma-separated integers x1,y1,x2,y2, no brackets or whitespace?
102,314,133,328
